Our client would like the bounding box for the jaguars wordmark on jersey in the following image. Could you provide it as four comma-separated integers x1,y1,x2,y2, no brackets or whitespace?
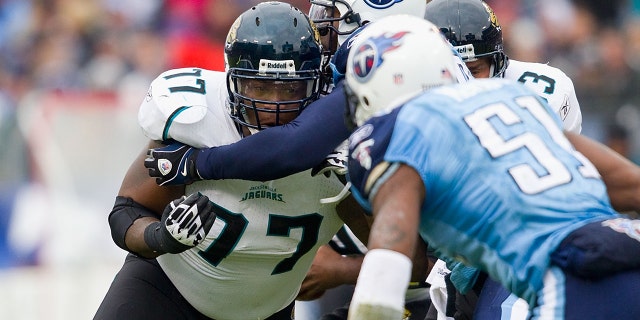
240,184,285,202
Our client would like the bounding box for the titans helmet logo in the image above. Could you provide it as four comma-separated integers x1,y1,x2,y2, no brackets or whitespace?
351,31,409,82
363,0,405,9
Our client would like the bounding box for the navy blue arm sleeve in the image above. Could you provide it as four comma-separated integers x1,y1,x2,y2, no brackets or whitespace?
196,83,351,181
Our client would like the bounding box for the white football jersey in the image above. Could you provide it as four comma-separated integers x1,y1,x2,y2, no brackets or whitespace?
505,59,582,134
139,67,346,319
162,174,345,319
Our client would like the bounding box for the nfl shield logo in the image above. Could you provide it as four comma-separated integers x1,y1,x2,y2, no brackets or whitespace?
158,159,173,176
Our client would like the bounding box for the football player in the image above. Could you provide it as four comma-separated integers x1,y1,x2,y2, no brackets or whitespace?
343,15,640,320
94,3,371,320
424,0,581,133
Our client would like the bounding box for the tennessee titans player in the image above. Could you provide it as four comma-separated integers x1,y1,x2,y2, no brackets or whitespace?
343,15,640,320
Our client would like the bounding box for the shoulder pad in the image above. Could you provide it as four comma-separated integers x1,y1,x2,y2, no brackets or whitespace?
138,68,231,147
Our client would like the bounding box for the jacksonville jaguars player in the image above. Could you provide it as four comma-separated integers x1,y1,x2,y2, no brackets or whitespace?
423,1,583,318
425,0,581,134
344,15,640,320
94,3,371,320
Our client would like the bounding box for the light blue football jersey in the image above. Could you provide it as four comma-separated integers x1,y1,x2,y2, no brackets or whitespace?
347,78,620,305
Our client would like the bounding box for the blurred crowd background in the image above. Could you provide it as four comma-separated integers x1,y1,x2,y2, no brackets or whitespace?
0,0,640,319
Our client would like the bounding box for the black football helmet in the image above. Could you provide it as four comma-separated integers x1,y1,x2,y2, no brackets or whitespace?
225,1,323,132
424,0,508,77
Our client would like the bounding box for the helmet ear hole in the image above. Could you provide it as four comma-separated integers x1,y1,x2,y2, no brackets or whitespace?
362,96,370,107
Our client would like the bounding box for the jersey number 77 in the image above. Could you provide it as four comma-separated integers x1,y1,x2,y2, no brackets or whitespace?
198,203,323,275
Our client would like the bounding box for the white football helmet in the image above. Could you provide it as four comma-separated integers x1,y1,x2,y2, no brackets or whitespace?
310,0,428,45
345,14,461,128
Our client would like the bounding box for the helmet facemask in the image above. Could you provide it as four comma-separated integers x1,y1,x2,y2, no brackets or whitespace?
453,43,508,78
227,64,320,133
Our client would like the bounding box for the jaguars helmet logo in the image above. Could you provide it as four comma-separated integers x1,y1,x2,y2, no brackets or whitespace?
309,20,321,43
482,2,501,30
226,16,241,44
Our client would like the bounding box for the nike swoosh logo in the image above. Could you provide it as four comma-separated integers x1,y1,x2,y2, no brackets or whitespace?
181,164,188,176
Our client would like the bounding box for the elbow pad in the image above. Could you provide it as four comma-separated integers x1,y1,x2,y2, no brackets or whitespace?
108,196,159,252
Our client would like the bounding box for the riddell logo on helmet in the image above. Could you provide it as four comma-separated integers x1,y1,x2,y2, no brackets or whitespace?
259,59,295,74
455,44,476,60
267,62,287,69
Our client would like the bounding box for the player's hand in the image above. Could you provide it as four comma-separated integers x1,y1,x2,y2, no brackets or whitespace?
144,193,216,254
311,140,348,178
297,245,360,301
145,141,203,186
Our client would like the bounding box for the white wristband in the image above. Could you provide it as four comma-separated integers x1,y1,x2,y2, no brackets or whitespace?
349,249,412,319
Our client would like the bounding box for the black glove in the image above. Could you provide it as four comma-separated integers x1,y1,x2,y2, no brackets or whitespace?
311,140,348,178
145,141,203,186
144,193,216,254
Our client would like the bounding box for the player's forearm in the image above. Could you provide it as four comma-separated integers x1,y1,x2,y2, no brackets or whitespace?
124,217,162,259
337,196,372,246
369,165,424,259
336,254,365,285
111,142,185,257
194,129,330,181
566,132,640,212
368,213,417,259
